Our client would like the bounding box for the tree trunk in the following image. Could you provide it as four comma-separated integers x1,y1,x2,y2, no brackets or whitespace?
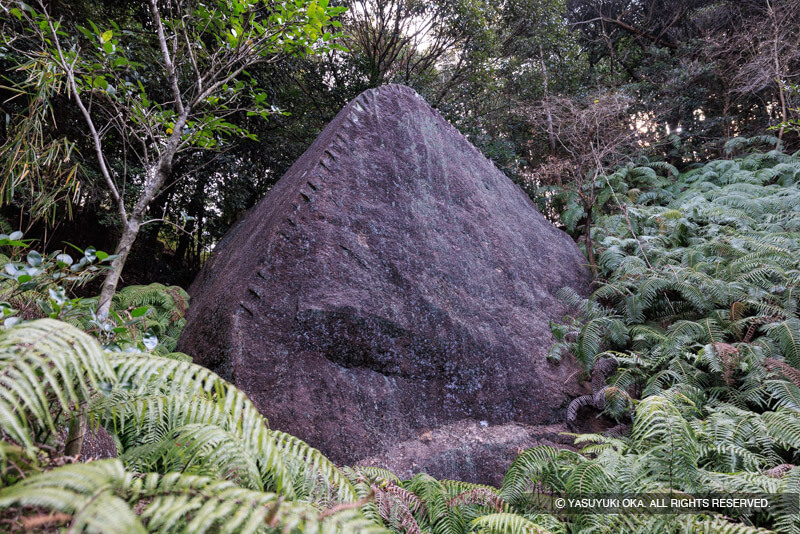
583,205,598,278
776,79,788,139
64,411,86,457
95,153,177,317
97,218,142,317
768,0,787,139
539,45,556,155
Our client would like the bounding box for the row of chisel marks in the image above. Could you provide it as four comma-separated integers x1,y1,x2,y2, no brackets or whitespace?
265,94,378,306
237,85,447,318
238,128,345,318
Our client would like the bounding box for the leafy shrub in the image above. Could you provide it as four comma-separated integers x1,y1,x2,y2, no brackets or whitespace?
0,236,188,357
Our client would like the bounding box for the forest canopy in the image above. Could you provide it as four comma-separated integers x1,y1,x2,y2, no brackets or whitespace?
0,0,797,289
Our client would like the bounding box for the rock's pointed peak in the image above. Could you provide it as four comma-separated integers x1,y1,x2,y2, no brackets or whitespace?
350,83,425,109
179,85,591,484
356,83,422,100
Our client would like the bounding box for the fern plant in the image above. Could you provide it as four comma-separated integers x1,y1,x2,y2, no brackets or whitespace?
555,144,800,417
0,319,380,532
540,142,800,533
0,459,384,533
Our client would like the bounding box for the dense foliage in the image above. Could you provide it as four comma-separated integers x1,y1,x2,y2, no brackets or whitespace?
2,0,797,287
545,141,800,532
0,0,345,313
1,146,799,533
0,320,377,532
0,324,769,533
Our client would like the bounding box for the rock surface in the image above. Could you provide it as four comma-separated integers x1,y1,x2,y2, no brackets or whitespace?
357,421,574,487
178,84,591,483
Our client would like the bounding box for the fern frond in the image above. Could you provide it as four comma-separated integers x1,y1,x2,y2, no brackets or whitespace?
0,319,115,452
470,512,557,534
765,318,800,368
96,352,355,502
0,459,384,534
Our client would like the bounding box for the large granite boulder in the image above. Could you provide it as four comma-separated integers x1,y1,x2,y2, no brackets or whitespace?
178,84,591,483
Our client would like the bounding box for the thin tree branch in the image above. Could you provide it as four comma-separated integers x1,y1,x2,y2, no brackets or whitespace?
37,2,127,224
149,0,185,116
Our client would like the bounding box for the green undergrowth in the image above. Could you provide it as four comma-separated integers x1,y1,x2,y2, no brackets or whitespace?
2,141,800,532
544,140,800,532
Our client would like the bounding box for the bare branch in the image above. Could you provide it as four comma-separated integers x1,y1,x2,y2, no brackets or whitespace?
36,1,127,223
149,0,185,116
